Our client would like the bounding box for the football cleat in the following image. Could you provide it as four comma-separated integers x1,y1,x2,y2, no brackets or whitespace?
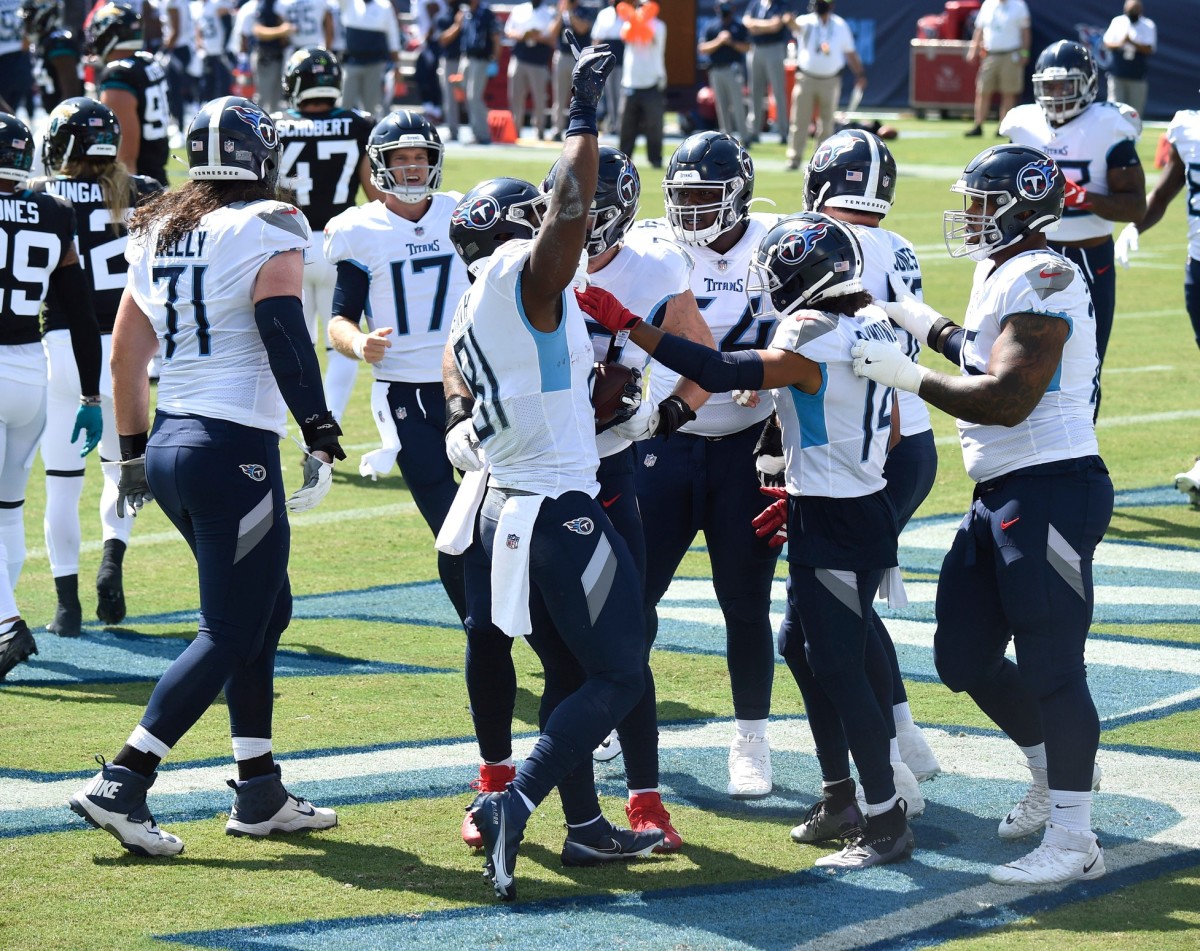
95,539,127,625
225,766,337,837
0,619,37,681
990,821,1105,885
813,800,914,870
625,791,682,853
560,818,663,867
999,763,1101,840
592,729,623,762
470,790,524,901
48,599,83,639
461,762,517,849
896,721,942,782
68,756,184,857
1175,458,1200,508
727,732,773,799
791,785,864,844
857,762,925,819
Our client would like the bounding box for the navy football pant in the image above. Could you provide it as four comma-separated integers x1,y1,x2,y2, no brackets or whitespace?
385,381,466,621
637,424,780,721
934,457,1113,792
139,415,292,749
466,488,645,822
1186,257,1200,350
1051,239,1116,364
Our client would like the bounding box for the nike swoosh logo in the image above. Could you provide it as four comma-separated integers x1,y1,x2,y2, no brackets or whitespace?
1038,268,1061,279
1001,517,1020,530
295,803,315,816
1004,815,1017,824
1053,803,1079,809
1095,265,1111,275
601,494,622,509
494,802,512,887
589,838,624,854
1083,857,1098,873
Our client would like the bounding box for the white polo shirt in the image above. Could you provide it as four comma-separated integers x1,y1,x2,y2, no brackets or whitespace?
793,12,856,78
975,0,1029,53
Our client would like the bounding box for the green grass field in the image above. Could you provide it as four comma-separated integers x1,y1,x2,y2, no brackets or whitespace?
2,117,1199,950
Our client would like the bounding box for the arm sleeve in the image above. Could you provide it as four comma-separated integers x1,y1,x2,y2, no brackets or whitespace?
254,295,331,426
330,259,370,323
50,262,103,396
651,332,764,393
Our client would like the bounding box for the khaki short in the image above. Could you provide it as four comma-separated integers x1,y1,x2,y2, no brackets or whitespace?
977,50,1025,95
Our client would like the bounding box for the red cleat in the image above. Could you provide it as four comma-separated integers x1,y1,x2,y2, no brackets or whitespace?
625,791,682,853
461,763,517,849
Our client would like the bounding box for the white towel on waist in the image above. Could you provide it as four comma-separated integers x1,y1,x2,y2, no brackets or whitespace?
358,381,401,480
435,466,489,555
490,493,545,638
878,565,909,610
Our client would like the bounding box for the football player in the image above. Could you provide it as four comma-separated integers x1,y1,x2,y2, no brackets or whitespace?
855,144,1112,885
1113,101,1200,504
0,112,102,683
323,110,469,620
637,130,783,799
801,129,942,793
1001,40,1145,391
20,0,83,113
33,98,162,638
87,1,172,186
68,97,344,856
578,212,916,871
273,46,380,419
449,42,664,903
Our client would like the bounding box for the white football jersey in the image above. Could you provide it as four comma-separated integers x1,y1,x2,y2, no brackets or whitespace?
771,304,896,498
449,240,599,499
126,200,313,436
324,192,469,383
1000,100,1141,243
1167,110,1200,261
281,0,328,51
848,223,932,438
640,213,779,437
958,250,1099,482
588,232,693,458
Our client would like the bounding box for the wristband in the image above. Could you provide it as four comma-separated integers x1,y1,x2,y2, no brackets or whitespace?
445,393,476,435
927,316,955,351
352,334,366,360
80,394,102,407
119,432,148,461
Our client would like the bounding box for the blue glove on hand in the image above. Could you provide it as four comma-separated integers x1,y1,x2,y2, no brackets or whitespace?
486,60,499,78
73,403,103,457
566,40,616,136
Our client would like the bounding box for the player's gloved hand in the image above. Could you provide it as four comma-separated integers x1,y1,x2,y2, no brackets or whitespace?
301,411,346,461
597,365,642,432
611,400,658,441
1114,223,1140,269
753,415,784,488
881,273,953,347
570,41,615,109
446,418,485,471
654,394,697,438
286,453,333,513
1063,178,1091,210
852,340,928,393
751,486,789,549
73,401,103,457
575,284,642,335
116,457,153,518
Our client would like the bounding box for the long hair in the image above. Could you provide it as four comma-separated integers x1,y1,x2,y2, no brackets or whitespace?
130,179,279,254
64,156,134,236
823,290,874,317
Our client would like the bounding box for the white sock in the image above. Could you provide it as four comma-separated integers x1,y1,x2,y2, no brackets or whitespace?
323,350,360,422
0,507,26,590
100,462,130,544
0,618,15,636
566,814,603,830
893,701,913,726
889,738,901,763
865,792,899,817
628,787,657,797
128,725,172,759
735,718,768,741
44,475,84,576
483,757,514,768
231,736,273,760
1020,743,1048,772
1048,788,1092,833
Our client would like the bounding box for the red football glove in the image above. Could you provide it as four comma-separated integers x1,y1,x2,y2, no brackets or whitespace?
751,486,789,549
575,284,642,335
1063,179,1091,210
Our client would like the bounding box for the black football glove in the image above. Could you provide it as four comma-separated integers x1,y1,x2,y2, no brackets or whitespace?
754,414,785,487
655,395,697,439
300,411,346,461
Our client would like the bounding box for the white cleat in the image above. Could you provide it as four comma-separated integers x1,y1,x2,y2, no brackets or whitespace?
990,821,1105,886
857,762,926,819
1175,459,1200,508
727,732,773,798
225,766,337,837
68,760,184,857
592,729,623,763
896,721,941,782
999,763,1101,840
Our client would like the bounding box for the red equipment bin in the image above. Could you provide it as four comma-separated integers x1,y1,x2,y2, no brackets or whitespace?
909,39,978,118
943,1,982,41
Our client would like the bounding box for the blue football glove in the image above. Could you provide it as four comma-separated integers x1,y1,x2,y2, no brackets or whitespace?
73,403,103,457
570,42,616,110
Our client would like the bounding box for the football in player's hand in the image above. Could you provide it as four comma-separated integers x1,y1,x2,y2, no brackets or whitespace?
591,362,641,432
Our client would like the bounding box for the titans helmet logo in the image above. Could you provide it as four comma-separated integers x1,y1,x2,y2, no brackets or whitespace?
229,104,279,150
810,135,856,173
617,166,638,206
776,222,830,266
452,195,501,231
1016,160,1058,200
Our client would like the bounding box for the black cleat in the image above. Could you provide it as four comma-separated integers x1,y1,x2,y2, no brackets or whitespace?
95,539,127,625
48,575,83,638
470,791,524,901
560,820,663,867
0,620,38,682
791,786,865,845
813,800,914,869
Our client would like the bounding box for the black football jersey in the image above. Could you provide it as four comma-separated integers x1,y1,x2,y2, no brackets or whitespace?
33,174,162,333
99,51,171,186
34,29,82,111
272,107,374,232
0,189,75,346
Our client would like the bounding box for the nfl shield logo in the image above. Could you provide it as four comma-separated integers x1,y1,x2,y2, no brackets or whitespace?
716,260,729,272
506,534,520,549
395,406,408,420
414,226,424,236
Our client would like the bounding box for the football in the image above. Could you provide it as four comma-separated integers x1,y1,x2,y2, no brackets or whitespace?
591,361,639,432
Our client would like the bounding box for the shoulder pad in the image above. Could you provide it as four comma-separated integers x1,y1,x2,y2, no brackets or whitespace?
256,202,311,240
1020,257,1075,301
771,311,840,353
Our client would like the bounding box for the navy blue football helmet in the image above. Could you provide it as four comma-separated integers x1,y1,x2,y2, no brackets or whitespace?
944,145,1065,261
663,131,754,246
1033,40,1098,124
20,0,62,43
449,178,546,276
284,47,343,108
752,212,863,317
186,96,281,187
542,146,640,257
804,128,897,217
43,97,121,172
0,112,35,183
367,110,443,204
85,1,141,58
